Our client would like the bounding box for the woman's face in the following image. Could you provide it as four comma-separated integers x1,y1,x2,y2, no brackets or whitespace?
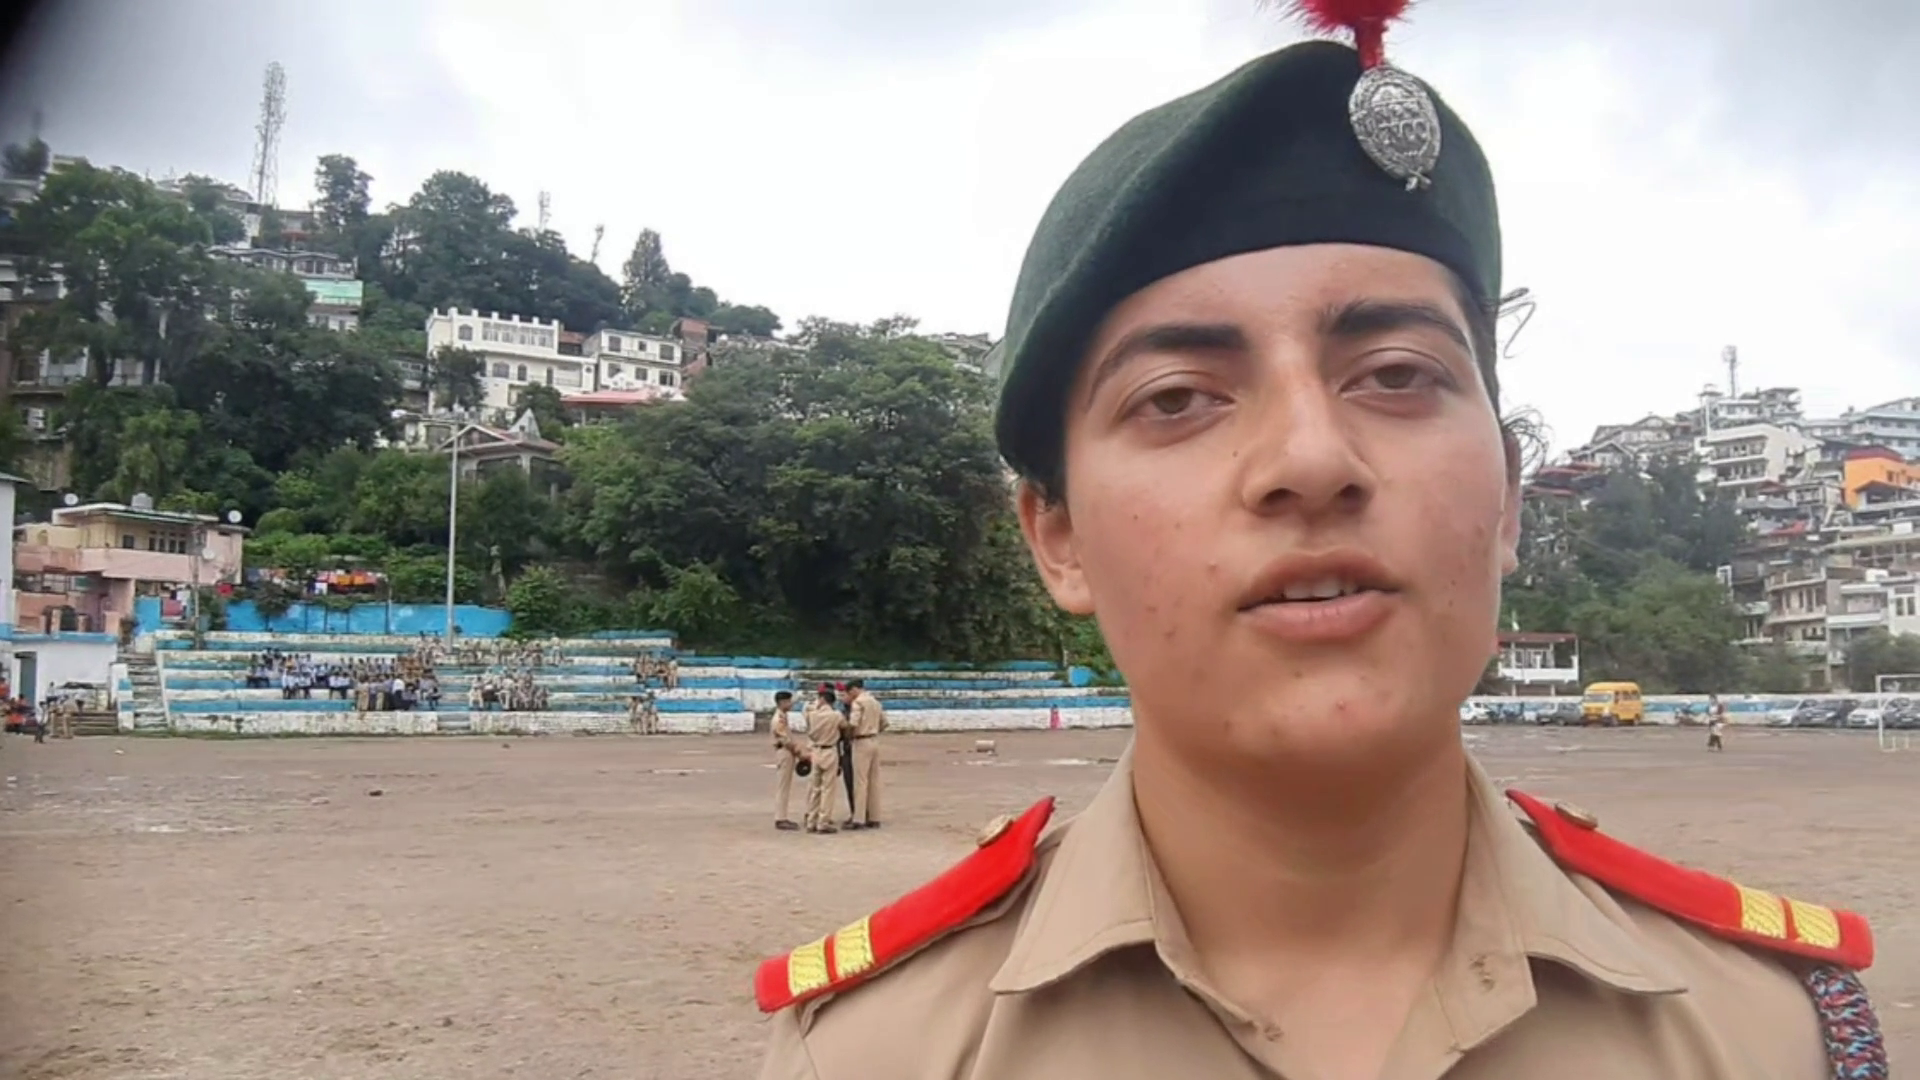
1019,244,1519,773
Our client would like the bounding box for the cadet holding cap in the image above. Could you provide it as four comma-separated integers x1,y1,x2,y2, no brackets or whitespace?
753,3,1887,1077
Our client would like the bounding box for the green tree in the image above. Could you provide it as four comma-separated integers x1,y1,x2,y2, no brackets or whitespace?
102,407,199,502
514,383,568,440
1568,561,1746,692
643,562,743,644
0,407,23,473
373,170,621,330
620,228,673,318
257,206,289,250
2,136,50,180
167,269,401,474
425,344,485,413
1745,642,1810,694
467,467,547,577
175,174,246,244
558,320,1054,658
312,154,372,236
1839,631,1920,693
708,303,782,338
343,450,452,547
504,564,576,636
7,162,223,386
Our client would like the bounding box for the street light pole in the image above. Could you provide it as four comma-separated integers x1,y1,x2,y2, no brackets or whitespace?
444,427,460,641
188,521,202,630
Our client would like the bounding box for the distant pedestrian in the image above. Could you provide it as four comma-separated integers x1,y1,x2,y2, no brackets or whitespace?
1707,695,1726,752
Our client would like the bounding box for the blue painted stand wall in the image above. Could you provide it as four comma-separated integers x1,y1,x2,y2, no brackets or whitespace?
135,597,514,638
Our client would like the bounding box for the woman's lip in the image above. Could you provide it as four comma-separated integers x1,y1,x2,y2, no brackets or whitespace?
1236,589,1395,643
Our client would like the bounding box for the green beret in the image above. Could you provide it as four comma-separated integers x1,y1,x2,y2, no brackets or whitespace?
994,39,1500,485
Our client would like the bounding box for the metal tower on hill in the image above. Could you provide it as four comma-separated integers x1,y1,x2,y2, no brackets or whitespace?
249,62,287,207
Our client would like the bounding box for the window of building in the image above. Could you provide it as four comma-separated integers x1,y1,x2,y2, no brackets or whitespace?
458,325,474,342
121,534,135,549
608,335,622,353
607,363,622,379
517,364,529,382
660,344,676,362
491,361,509,378
545,367,554,387
660,371,677,387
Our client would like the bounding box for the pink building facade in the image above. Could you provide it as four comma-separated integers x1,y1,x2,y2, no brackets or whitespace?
13,504,246,637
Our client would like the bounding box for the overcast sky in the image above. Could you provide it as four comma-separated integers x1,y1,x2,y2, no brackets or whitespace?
2,0,1915,454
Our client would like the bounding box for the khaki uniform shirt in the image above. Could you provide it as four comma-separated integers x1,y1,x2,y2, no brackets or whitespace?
759,752,1833,1079
772,708,800,750
848,695,886,738
804,703,844,749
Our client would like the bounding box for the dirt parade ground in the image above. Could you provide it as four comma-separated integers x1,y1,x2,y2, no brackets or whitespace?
1,727,1914,1079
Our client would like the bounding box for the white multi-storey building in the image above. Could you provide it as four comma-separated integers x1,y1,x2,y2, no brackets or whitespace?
1832,398,1920,460
1698,386,1803,431
580,328,684,394
424,308,587,417
1696,422,1813,498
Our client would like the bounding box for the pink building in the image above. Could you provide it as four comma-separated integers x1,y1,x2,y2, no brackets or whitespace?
13,502,247,636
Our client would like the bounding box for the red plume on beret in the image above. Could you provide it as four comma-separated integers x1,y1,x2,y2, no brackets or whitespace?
1286,0,1411,69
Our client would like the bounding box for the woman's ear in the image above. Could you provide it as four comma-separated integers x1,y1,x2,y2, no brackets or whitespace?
1015,481,1095,616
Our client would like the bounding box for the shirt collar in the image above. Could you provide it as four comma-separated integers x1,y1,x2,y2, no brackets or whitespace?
990,747,1687,1001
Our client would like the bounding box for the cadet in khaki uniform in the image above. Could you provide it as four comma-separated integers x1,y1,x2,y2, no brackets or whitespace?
753,3,1887,1077
801,687,846,835
770,690,803,831
843,679,886,829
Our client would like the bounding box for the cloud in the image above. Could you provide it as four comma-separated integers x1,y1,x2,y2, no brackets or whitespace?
0,0,1912,455
0,0,486,205
682,0,1101,61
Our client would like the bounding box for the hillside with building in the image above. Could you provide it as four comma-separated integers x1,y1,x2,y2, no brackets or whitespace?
1516,345,1920,693
1,101,1917,705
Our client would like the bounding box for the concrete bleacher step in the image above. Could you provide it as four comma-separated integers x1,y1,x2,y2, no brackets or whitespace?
73,714,121,737
142,632,1133,735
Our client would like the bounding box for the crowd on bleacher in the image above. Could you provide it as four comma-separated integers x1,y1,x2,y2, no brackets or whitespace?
631,651,680,688
467,670,550,712
242,648,443,711
219,639,691,717
412,636,571,670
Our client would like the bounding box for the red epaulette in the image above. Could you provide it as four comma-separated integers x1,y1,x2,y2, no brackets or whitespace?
1508,790,1873,970
753,797,1056,1013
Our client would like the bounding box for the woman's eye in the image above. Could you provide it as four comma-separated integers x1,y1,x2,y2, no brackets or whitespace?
1144,387,1199,415
1364,362,1439,392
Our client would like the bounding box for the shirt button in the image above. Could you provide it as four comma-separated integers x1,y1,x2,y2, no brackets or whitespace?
1470,953,1497,990
977,813,1013,847
1553,801,1600,830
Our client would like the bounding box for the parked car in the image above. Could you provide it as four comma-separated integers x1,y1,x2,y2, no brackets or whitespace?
1886,698,1920,729
1540,702,1579,725
1791,698,1857,728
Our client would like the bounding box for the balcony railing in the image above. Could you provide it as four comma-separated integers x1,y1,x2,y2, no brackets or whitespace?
11,370,88,389
1497,666,1580,684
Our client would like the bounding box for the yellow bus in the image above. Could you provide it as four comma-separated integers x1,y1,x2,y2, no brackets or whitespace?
1580,682,1644,726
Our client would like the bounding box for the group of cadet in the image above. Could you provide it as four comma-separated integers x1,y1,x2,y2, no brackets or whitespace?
770,681,886,834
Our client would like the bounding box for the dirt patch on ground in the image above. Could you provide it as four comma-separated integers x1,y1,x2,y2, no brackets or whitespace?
0,726,1913,1078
